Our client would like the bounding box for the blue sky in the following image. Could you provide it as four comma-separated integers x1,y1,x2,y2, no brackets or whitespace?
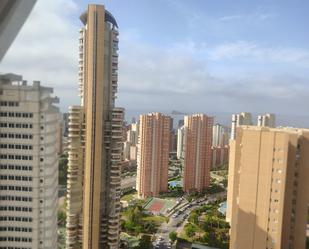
1,0,309,126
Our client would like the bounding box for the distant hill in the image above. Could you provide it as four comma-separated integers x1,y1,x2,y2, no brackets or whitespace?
171,110,188,115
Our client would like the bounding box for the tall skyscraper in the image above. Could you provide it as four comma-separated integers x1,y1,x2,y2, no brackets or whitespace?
176,125,186,159
0,73,59,248
230,112,252,140
66,106,84,249
211,146,229,168
123,122,139,161
227,126,309,249
127,122,139,145
136,113,171,198
212,123,229,147
183,114,213,192
211,123,229,168
257,113,276,127
66,5,123,249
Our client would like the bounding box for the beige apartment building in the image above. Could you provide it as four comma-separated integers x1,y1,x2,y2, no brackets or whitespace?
65,106,84,249
0,73,60,249
65,4,123,249
227,126,309,249
183,114,213,192
137,113,171,198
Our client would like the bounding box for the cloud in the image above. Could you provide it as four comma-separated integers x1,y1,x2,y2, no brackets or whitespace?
0,0,80,108
220,9,277,22
208,41,309,67
119,33,309,108
0,0,308,124
220,15,246,21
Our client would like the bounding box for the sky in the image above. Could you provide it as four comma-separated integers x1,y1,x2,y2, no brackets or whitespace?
1,0,309,126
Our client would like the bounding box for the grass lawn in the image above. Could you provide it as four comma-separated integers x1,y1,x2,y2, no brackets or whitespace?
142,215,168,224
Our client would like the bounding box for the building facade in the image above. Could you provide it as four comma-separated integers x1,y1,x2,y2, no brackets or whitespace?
212,123,229,147
183,114,213,192
137,113,171,198
177,125,186,159
65,106,85,249
123,122,139,161
211,146,229,168
257,113,276,128
230,112,252,140
227,126,309,249
0,73,59,249
65,4,123,249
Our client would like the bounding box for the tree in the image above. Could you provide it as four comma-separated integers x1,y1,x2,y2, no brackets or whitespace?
58,209,66,226
189,211,199,225
221,178,228,188
169,231,177,243
58,154,68,186
185,224,197,237
134,235,152,249
143,221,157,234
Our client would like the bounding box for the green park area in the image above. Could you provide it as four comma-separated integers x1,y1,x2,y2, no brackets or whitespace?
121,202,168,235
179,201,230,249
120,200,169,248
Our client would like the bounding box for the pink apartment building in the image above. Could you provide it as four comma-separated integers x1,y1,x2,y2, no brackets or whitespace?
183,114,213,192
137,113,171,198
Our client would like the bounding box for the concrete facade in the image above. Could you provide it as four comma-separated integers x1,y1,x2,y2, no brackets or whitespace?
65,4,123,249
65,106,85,249
0,74,59,249
123,122,139,161
177,125,186,159
212,123,229,147
227,126,309,249
211,146,229,168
